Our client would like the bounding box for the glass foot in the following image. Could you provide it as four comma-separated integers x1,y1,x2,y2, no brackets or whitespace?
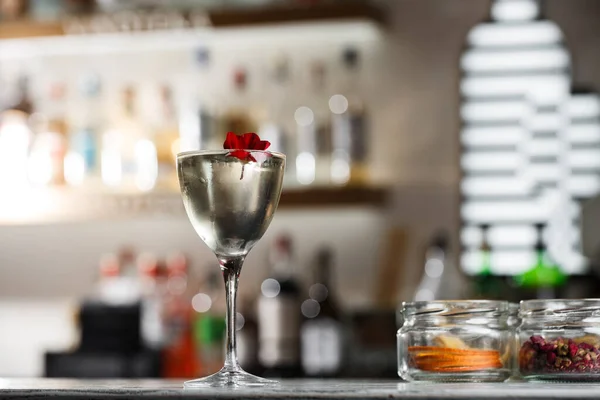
184,368,277,388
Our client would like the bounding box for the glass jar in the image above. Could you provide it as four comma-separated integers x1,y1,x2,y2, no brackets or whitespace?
518,299,600,381
397,300,511,382
508,302,521,377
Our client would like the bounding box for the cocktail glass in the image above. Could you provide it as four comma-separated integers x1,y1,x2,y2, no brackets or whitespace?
177,149,285,388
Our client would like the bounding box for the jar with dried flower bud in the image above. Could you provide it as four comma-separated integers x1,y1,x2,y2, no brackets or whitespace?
518,299,600,381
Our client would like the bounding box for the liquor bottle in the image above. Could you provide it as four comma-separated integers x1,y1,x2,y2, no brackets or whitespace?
311,61,332,186
102,85,156,191
0,0,27,20
295,61,332,187
257,234,302,378
138,252,167,350
153,84,180,190
471,224,493,298
0,76,33,189
295,82,317,186
515,223,567,299
260,54,290,154
28,82,68,187
259,54,293,186
300,247,343,377
65,74,101,187
162,252,197,378
330,47,369,186
95,253,121,304
192,270,225,377
179,47,218,153
414,231,465,301
219,67,256,139
93,251,137,305
472,224,514,300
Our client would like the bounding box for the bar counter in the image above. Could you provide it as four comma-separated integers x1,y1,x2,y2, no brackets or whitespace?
1,379,600,399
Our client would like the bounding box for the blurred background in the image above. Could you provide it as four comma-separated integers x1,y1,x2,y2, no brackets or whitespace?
1,0,600,381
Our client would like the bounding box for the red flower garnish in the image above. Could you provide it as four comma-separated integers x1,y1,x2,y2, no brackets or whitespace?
223,132,270,162
223,132,271,180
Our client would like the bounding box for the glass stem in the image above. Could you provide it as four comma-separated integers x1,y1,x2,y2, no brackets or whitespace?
219,256,244,371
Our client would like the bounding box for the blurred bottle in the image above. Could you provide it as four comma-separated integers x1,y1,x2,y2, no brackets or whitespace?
257,234,302,378
414,232,465,301
0,0,28,20
192,270,225,377
28,82,68,187
138,253,167,350
219,67,256,139
514,223,567,299
259,54,292,186
28,0,65,20
153,84,180,190
237,295,259,374
95,253,139,305
162,252,197,378
102,85,156,191
301,247,343,377
295,107,317,187
330,47,368,186
295,61,331,187
470,224,505,299
311,61,332,186
180,47,218,152
0,76,33,189
65,74,102,187
95,253,120,302
118,246,138,279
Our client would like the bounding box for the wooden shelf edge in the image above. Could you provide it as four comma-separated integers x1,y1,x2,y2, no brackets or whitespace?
0,0,384,40
209,1,386,28
0,20,64,39
0,186,389,225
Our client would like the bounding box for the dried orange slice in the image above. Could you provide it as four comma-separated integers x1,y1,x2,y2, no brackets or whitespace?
408,345,503,372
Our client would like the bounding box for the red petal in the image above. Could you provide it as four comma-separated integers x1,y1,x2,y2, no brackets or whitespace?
242,132,260,149
223,132,240,149
257,140,271,151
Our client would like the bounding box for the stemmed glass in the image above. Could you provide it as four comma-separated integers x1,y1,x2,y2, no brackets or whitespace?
177,149,285,388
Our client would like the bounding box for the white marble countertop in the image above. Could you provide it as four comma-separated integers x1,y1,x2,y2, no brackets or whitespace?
1,379,600,399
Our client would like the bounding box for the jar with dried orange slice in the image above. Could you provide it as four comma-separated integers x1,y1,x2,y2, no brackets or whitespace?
397,300,511,382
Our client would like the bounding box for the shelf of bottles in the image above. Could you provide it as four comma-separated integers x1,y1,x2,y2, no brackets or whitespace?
0,5,387,224
459,0,600,280
60,233,383,379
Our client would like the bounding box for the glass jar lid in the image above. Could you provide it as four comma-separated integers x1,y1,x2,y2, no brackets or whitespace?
520,299,600,319
402,300,509,319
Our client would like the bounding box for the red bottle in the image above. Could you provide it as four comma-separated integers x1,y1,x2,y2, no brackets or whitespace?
162,253,199,378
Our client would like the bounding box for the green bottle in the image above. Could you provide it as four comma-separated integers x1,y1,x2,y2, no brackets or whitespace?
472,224,503,299
192,271,226,375
479,224,492,276
515,223,567,298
